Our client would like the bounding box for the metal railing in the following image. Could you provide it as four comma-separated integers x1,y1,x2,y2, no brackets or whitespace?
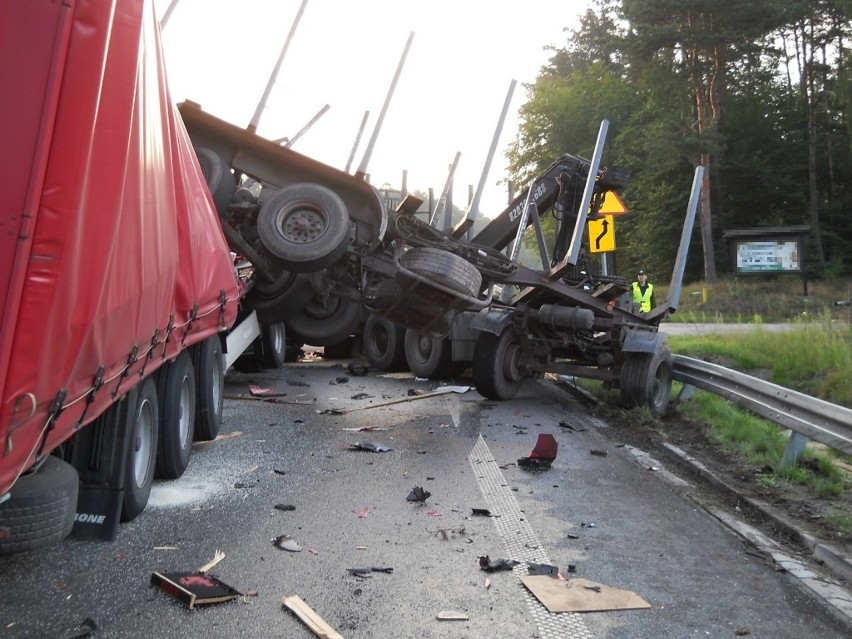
672,355,852,457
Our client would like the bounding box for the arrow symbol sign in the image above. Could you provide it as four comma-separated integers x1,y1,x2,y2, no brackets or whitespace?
594,218,609,251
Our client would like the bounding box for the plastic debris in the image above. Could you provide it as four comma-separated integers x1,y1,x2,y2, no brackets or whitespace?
347,566,393,577
527,562,559,577
347,363,368,376
479,555,520,572
350,392,373,400
590,449,608,457
518,433,558,469
471,508,492,517
274,504,296,512
272,535,302,552
348,441,392,453
406,486,431,502
436,611,469,621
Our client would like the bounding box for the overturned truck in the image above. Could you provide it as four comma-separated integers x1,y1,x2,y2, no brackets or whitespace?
183,109,701,417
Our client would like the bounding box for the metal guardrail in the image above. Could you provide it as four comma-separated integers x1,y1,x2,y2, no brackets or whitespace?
672,355,852,457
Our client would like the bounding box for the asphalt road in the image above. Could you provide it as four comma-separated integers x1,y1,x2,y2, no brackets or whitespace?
1,354,850,639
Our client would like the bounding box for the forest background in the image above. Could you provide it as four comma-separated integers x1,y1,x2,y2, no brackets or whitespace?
506,0,852,284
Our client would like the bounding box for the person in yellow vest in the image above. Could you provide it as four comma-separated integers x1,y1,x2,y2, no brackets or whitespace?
631,268,656,313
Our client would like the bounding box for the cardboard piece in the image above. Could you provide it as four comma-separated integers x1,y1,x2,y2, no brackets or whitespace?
520,576,651,613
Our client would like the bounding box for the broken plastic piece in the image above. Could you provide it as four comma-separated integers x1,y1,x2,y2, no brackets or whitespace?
347,363,368,376
517,457,552,470
349,441,392,453
590,449,608,457
479,555,520,572
527,562,559,577
347,566,393,577
274,504,296,512
436,610,469,621
471,508,492,517
529,433,558,461
272,535,302,552
406,486,431,502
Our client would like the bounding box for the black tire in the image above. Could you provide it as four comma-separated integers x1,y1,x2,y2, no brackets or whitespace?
122,377,159,522
619,344,673,417
398,247,482,296
363,315,407,371
257,183,351,272
257,322,288,369
155,352,196,480
192,335,224,442
246,271,315,324
472,327,524,400
0,456,78,555
195,147,234,214
285,293,363,347
404,330,464,379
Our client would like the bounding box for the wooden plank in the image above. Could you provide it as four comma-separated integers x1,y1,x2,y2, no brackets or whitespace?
282,595,345,639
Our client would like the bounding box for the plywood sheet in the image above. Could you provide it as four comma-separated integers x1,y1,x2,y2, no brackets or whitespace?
520,576,651,613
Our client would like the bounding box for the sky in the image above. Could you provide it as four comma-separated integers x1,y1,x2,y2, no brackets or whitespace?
156,0,591,217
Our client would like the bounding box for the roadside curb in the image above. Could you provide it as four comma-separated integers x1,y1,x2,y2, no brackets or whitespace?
657,441,852,583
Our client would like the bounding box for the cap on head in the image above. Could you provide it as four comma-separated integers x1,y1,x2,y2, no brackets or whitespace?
638,268,649,276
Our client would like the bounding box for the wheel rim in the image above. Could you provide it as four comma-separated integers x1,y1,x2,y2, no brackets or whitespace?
133,397,155,488
502,343,522,382
179,375,192,448
211,351,222,414
281,207,326,243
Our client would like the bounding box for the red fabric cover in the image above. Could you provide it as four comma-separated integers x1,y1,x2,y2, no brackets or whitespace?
0,0,239,495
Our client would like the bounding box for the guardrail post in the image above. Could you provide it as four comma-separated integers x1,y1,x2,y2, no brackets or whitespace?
779,431,809,470
677,383,695,401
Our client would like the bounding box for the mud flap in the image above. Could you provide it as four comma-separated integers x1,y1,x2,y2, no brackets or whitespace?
63,389,135,540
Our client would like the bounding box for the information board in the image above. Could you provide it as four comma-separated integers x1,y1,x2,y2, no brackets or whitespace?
735,240,802,274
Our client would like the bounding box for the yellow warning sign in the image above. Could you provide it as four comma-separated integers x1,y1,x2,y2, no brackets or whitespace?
598,191,628,215
588,215,615,253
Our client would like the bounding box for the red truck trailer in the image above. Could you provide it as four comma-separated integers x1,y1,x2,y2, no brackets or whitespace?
0,0,248,553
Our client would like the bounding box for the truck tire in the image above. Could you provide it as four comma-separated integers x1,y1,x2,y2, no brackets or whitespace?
404,330,465,379
619,344,673,417
195,147,234,214
193,335,224,442
247,271,315,324
257,183,351,273
363,315,407,371
285,293,363,347
257,322,288,369
122,377,159,522
472,326,524,400
155,352,196,480
0,456,78,555
398,247,482,297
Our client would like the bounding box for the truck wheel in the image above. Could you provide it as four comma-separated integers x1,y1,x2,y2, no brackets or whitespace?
122,377,159,522
364,315,407,371
619,344,673,417
247,271,315,324
398,247,482,297
404,330,464,379
285,293,362,346
155,352,196,480
0,456,78,555
195,147,234,214
472,327,524,400
257,183,351,273
257,322,288,369
193,336,224,441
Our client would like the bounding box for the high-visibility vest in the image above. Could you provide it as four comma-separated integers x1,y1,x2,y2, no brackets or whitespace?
632,282,654,313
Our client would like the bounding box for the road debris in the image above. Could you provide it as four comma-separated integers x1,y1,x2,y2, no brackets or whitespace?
347,566,394,577
406,486,431,502
248,384,285,397
479,555,520,572
348,441,392,453
471,508,492,517
347,362,369,376
436,610,469,621
282,595,344,639
520,576,651,613
350,392,373,400
527,562,559,577
590,449,608,457
151,571,241,609
197,549,225,574
274,504,296,512
518,433,558,469
272,535,302,552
